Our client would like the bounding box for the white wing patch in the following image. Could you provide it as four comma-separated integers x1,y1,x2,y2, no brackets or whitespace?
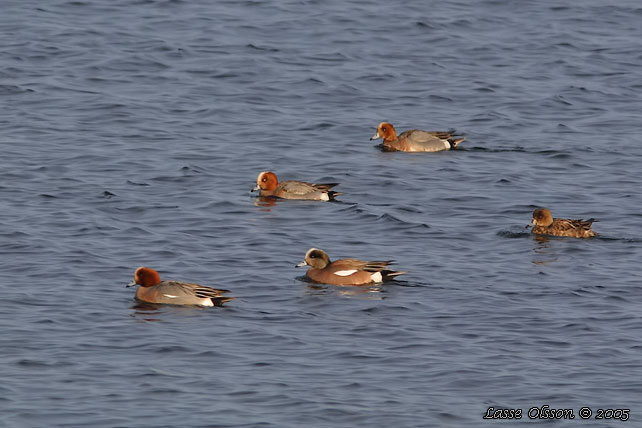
334,269,357,277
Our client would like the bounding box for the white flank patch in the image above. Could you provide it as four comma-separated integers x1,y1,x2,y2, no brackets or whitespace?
444,141,451,149
371,272,383,283
334,269,357,277
320,193,329,201
163,294,178,298
201,299,214,307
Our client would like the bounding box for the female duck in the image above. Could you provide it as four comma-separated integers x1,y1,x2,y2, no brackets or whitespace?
526,208,597,238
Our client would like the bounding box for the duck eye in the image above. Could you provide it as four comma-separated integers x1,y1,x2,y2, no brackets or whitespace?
262,177,267,182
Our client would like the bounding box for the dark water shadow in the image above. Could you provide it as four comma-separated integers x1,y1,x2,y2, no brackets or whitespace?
593,235,642,243
295,275,423,297
128,299,231,322
304,282,386,299
497,230,532,239
251,195,353,209
496,229,641,243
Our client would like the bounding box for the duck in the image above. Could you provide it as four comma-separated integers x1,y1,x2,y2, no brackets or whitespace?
526,208,597,238
127,267,234,306
370,121,465,152
252,171,341,201
296,248,406,286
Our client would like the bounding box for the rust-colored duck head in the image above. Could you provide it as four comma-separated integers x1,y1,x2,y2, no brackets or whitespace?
370,122,398,143
252,171,278,192
127,266,162,288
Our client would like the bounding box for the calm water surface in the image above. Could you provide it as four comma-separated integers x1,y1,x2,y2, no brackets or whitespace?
2,0,642,427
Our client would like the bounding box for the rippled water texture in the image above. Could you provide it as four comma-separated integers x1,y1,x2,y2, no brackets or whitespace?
2,0,642,427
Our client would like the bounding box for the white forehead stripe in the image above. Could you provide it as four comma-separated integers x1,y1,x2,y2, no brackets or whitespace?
334,269,357,277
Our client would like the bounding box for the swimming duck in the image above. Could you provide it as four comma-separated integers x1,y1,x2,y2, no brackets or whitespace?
296,248,406,286
370,121,465,152
252,171,341,201
526,208,597,238
127,267,234,306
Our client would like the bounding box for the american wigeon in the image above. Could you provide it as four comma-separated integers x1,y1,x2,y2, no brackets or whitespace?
127,267,234,306
526,208,597,238
252,171,341,201
370,121,465,152
296,248,406,286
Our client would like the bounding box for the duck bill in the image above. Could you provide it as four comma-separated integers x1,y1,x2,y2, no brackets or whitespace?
251,185,260,193
369,131,381,141
126,280,138,288
525,219,536,229
295,261,307,268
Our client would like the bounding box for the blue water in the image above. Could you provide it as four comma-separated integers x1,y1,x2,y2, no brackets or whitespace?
2,0,642,427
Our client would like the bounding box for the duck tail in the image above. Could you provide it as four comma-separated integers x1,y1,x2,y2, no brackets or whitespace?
451,136,466,148
382,270,407,280
328,191,343,201
211,296,235,307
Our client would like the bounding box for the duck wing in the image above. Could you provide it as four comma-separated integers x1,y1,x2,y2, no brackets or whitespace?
400,130,465,151
401,130,446,143
278,180,336,194
552,218,598,237
158,281,228,296
333,259,393,272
